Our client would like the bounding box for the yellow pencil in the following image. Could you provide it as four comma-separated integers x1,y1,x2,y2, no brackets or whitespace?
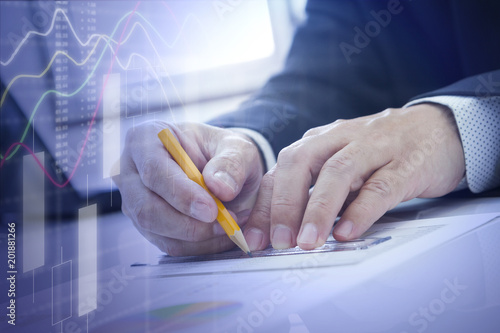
158,128,252,256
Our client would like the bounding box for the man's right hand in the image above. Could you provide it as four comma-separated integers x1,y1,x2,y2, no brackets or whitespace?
113,121,264,256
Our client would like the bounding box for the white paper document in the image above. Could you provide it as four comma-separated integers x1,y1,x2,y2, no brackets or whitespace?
131,212,500,277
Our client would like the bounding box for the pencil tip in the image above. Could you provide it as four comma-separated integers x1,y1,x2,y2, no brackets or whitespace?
247,251,253,258
230,230,252,256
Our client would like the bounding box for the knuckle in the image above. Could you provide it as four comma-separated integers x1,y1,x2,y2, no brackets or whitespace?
182,221,205,242
308,196,333,213
217,154,246,182
333,119,359,134
234,134,257,152
272,194,297,210
277,145,305,167
260,172,275,189
133,200,153,230
251,205,271,220
140,157,162,188
352,198,376,216
323,153,355,175
172,186,192,215
303,126,322,138
332,118,347,128
363,178,393,198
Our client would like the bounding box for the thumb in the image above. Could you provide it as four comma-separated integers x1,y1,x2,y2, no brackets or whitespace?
203,130,263,202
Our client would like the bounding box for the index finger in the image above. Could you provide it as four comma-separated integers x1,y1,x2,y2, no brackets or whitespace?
244,168,275,251
269,135,345,249
297,143,389,249
127,123,218,222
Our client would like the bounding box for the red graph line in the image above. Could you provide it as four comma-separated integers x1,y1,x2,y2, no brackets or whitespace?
161,1,180,27
0,1,142,188
0,142,67,188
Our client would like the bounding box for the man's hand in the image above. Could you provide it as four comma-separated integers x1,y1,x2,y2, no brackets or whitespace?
244,103,466,251
113,121,264,256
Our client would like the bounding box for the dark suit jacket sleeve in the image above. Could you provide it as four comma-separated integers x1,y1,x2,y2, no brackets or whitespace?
210,0,500,157
411,70,500,99
209,0,402,156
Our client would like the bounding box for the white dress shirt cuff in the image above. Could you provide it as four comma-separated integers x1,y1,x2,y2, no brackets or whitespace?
405,95,500,193
229,127,277,172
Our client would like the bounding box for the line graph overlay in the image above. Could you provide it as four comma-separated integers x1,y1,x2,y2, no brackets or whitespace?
0,8,132,161
1,16,190,108
1,37,106,107
1,8,119,66
1,6,203,67
0,2,141,189
0,3,189,162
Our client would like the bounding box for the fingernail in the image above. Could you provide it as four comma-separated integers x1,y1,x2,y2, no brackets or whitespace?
272,224,293,249
214,171,238,193
335,220,353,238
190,201,214,222
245,228,264,251
298,223,318,246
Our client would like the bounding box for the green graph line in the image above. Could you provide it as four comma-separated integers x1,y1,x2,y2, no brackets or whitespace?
1,7,191,160
1,11,133,160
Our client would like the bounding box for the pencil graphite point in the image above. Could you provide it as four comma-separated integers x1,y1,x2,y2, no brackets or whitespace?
229,230,251,255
